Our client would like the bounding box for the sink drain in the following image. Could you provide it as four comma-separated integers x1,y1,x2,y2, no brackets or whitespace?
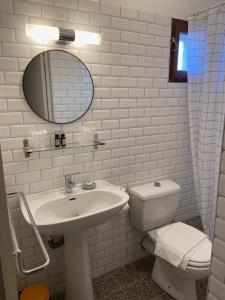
69,197,77,201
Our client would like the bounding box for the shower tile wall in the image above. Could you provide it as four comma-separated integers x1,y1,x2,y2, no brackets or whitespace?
0,0,196,295
208,130,225,299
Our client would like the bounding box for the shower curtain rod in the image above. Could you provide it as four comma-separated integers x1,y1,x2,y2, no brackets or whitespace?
191,1,225,16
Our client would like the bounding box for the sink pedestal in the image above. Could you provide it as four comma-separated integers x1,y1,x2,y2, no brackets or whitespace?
65,231,94,300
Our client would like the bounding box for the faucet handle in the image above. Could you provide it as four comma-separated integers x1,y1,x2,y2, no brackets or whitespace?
64,172,81,183
64,172,81,193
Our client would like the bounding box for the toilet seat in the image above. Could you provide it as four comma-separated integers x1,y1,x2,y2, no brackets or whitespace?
147,222,212,269
188,238,212,268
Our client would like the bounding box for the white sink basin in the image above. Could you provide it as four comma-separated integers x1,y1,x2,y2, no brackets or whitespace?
20,180,129,300
20,180,129,235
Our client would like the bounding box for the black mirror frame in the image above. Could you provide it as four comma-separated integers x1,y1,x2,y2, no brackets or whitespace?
22,49,94,124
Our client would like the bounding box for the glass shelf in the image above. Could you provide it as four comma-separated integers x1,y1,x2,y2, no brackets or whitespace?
23,134,105,158
30,142,95,153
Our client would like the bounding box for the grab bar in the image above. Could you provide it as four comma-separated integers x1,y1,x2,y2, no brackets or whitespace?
7,192,50,276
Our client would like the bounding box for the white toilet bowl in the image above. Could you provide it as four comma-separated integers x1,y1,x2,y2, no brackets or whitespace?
129,180,212,300
152,255,210,300
145,223,212,300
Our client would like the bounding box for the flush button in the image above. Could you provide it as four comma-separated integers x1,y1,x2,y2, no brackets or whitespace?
154,181,161,187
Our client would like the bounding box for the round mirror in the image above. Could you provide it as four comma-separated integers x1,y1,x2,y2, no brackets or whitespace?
23,50,94,124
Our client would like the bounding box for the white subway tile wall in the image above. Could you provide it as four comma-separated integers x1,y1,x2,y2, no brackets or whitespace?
1,0,197,295
208,128,225,300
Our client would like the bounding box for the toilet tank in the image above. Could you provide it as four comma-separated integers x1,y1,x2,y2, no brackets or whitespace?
129,180,181,231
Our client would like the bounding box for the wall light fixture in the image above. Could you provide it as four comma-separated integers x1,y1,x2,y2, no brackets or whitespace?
26,24,102,46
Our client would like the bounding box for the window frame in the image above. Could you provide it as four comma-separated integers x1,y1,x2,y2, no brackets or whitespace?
169,18,188,83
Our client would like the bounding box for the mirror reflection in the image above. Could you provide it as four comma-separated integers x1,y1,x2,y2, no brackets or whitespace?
23,50,93,124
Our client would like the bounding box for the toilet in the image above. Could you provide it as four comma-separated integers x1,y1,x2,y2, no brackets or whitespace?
129,180,212,300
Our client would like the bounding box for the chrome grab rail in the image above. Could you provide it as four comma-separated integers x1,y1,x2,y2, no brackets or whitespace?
7,192,50,276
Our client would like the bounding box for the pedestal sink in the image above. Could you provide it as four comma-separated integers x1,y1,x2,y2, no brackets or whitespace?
20,180,129,300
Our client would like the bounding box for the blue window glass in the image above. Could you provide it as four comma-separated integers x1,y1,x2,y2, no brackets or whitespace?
177,33,188,71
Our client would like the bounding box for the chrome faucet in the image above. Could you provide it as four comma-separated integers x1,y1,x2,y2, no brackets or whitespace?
64,173,80,193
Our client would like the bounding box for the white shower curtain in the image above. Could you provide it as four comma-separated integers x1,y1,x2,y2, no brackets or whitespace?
188,6,225,238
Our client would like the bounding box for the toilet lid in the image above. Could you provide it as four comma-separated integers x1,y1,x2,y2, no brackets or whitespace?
188,239,212,267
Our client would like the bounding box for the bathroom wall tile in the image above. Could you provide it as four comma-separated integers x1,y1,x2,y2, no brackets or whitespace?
2,43,30,58
15,171,41,184
0,86,20,98
0,1,198,295
0,0,13,13
211,257,225,282
1,151,13,163
156,14,171,26
213,238,225,263
54,0,78,9
0,28,16,42
101,28,121,42
0,13,27,29
0,57,18,71
0,126,10,138
4,72,23,84
91,13,110,27
42,5,67,20
121,7,138,20
219,174,225,197
215,218,225,242
139,10,156,23
100,3,120,17
30,179,53,193
221,151,225,173
208,293,218,300
217,197,225,221
10,125,37,137
111,42,129,54
111,16,130,31
130,20,148,33
14,0,42,17
139,33,155,46
52,155,73,167
130,44,147,56
79,0,99,13
67,9,90,24
208,276,225,300
41,167,63,179
28,158,52,170
4,161,27,175
111,66,129,76
121,31,139,43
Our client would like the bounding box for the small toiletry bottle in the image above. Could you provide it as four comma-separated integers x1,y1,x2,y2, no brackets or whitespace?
61,133,66,147
55,133,60,147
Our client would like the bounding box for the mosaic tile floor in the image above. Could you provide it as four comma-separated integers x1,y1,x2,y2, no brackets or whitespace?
93,255,208,300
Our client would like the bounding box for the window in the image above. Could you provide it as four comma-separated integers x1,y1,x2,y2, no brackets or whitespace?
169,18,188,82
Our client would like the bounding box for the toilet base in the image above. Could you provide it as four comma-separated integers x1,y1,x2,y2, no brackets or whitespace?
152,257,197,300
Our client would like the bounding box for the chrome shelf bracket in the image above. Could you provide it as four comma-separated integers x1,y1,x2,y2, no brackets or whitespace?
23,139,33,158
93,133,106,149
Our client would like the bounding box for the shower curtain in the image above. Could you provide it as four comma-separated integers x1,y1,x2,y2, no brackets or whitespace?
188,6,225,238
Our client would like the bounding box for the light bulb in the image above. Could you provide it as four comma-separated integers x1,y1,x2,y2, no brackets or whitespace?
26,24,59,43
26,24,102,46
74,30,102,47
